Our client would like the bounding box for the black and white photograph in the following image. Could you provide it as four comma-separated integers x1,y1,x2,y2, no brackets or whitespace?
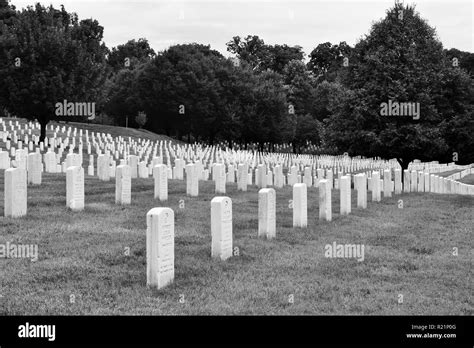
0,0,472,345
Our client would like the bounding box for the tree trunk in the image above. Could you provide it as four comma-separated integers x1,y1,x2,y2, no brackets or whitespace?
397,158,411,184
39,120,47,143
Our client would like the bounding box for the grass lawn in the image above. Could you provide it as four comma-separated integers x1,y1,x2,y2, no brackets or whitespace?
459,174,474,185
0,170,472,315
1,117,182,146
437,169,466,177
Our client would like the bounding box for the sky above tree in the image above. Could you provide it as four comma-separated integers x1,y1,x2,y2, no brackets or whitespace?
10,0,473,57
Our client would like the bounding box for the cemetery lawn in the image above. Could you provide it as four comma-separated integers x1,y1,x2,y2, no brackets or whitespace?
1,172,472,315
55,121,185,144
459,174,474,185
437,169,466,177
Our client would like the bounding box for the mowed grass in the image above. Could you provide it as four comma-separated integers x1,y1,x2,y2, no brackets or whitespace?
459,174,474,185
437,169,466,177
54,121,185,144
1,117,183,147
0,171,473,316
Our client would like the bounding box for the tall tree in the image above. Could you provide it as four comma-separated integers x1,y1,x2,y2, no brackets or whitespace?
0,0,16,117
227,35,304,74
283,59,316,117
282,60,319,152
135,44,228,140
308,41,351,82
103,66,143,127
444,48,474,77
266,44,305,74
107,38,156,73
103,39,156,127
0,3,108,141
312,80,346,122
0,0,16,23
226,35,269,71
324,4,474,169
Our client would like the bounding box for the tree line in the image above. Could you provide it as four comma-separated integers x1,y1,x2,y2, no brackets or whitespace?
0,1,473,169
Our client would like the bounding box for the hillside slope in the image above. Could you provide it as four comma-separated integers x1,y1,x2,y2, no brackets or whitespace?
0,117,185,145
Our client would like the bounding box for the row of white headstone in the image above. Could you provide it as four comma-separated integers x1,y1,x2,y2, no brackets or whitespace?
4,161,474,218
6,119,471,202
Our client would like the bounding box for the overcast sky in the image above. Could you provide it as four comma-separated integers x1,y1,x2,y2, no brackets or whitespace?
11,0,473,57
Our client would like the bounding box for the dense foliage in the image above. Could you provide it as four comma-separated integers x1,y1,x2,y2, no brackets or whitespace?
1,2,473,164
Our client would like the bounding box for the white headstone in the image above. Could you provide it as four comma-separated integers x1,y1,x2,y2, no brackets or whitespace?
237,163,248,191
227,165,235,183
372,171,381,202
355,173,367,209
97,154,110,181
109,160,116,178
66,166,85,211
288,166,297,186
27,152,42,185
383,169,392,197
313,176,320,188
303,167,312,187
186,163,199,197
340,175,351,215
146,207,174,289
214,163,226,194
319,179,332,221
153,164,168,201
424,172,430,192
258,188,276,239
257,164,267,188
403,170,410,193
4,168,27,217
211,196,233,260
273,165,283,189
128,155,139,178
0,151,11,169
173,159,184,180
394,169,402,194
410,170,417,192
293,183,307,227
266,170,273,186
14,149,27,169
417,171,424,192
326,169,333,190
138,161,148,178
43,151,56,173
116,165,131,205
